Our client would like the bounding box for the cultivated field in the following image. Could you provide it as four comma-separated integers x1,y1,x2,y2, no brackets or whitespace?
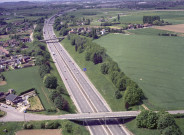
153,24,184,33
95,30,184,110
16,129,61,135
28,96,44,111
0,67,54,110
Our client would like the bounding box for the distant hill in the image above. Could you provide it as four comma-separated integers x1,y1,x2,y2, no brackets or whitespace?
0,1,37,8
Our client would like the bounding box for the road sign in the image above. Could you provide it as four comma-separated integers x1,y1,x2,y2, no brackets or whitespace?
83,68,87,72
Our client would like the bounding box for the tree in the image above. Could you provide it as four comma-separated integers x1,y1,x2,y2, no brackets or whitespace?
157,113,176,130
115,90,122,99
50,90,59,102
75,45,78,52
56,85,65,94
136,110,158,129
124,85,144,105
54,96,63,110
161,125,182,135
39,64,51,78
71,39,75,45
116,78,126,91
118,14,120,21
125,102,129,110
92,29,98,39
101,63,109,74
43,74,57,89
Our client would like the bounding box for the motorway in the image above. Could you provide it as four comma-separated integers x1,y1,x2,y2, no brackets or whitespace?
43,15,128,135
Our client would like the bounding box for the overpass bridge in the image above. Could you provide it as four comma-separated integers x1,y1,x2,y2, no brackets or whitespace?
1,104,184,122
39,37,64,42
59,111,140,121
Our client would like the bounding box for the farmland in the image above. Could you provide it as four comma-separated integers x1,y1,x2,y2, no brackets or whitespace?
16,129,61,135
153,24,184,33
94,29,184,110
69,9,184,27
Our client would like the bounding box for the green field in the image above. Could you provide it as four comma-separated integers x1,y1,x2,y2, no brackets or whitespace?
0,66,54,110
94,29,184,110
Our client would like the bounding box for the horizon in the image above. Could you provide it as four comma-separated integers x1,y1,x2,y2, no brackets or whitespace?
0,0,51,3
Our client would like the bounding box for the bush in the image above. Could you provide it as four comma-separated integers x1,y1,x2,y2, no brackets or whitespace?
115,90,122,99
45,121,60,129
161,125,182,135
65,123,73,133
47,108,57,113
41,122,45,129
23,123,33,129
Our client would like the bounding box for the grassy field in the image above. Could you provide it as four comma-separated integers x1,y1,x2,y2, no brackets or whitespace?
175,118,184,134
0,66,54,110
61,38,139,111
28,96,44,111
94,29,184,110
0,120,89,135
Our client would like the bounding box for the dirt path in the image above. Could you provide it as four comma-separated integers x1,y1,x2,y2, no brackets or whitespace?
16,129,61,135
30,24,37,42
41,87,52,106
0,81,7,86
142,104,149,110
153,24,184,33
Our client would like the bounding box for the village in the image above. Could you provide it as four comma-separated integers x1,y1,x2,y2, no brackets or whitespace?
0,15,35,72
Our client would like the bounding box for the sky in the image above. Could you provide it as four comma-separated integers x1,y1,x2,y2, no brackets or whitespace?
0,0,48,2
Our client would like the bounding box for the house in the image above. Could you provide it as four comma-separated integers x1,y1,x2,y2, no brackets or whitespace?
100,29,106,35
5,94,22,105
20,37,30,43
0,46,9,56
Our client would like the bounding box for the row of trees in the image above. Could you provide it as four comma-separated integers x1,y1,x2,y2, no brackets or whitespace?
68,34,105,65
136,110,182,135
67,34,144,108
143,16,160,24
33,19,70,112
